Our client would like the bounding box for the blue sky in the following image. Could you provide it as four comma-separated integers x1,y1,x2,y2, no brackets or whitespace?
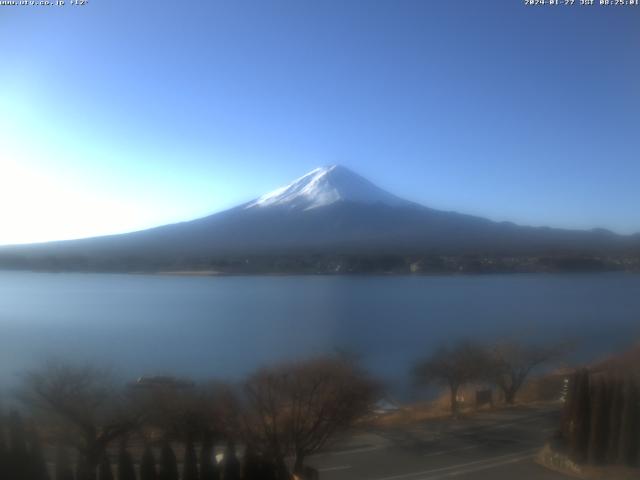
1,0,639,244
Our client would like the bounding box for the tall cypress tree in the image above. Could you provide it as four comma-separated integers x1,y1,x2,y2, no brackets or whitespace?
617,377,640,467
561,371,579,441
140,445,157,480
199,434,218,480
607,374,625,464
118,444,137,480
28,428,50,480
54,446,74,480
98,454,114,480
222,442,240,480
0,412,7,480
183,435,199,480
8,411,30,480
242,446,263,480
569,369,591,464
158,441,179,480
587,375,609,465
76,454,96,480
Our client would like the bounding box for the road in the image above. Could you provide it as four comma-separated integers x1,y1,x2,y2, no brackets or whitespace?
307,404,569,480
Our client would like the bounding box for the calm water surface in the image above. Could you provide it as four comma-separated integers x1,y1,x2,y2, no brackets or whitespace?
1,271,639,396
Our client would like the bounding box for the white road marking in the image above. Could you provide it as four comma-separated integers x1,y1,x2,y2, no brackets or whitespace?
318,465,352,472
372,448,538,480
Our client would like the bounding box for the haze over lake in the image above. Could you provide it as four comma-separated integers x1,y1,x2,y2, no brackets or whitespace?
1,271,638,397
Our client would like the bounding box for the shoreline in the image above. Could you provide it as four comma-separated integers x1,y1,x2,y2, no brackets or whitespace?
1,268,639,277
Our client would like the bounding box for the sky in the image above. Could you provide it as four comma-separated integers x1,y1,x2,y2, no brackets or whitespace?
1,0,639,245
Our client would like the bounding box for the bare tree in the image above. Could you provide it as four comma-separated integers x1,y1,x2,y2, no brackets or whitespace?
242,356,377,477
485,341,561,404
20,362,141,480
414,341,488,415
130,379,236,442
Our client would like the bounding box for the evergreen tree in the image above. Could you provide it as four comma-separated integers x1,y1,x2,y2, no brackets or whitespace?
561,372,579,441
221,442,240,480
568,369,591,464
76,454,96,480
617,377,640,467
54,446,74,480
98,454,114,480
158,441,179,480
8,411,30,480
118,444,137,480
242,446,264,480
607,374,624,463
140,445,157,480
0,413,7,480
28,428,50,480
183,435,199,480
587,375,609,465
255,456,280,480
199,434,218,480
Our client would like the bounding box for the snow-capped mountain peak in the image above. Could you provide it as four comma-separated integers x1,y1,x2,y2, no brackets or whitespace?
245,165,410,210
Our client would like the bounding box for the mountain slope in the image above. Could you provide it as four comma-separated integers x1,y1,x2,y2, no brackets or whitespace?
1,165,638,272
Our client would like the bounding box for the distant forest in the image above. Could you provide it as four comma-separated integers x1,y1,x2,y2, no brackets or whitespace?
0,252,638,275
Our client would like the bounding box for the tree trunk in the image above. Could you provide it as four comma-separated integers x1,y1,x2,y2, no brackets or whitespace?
182,436,198,480
98,454,114,480
274,456,290,480
569,369,591,464
76,439,103,480
617,377,639,467
606,375,624,463
450,385,459,416
199,436,217,480
587,375,609,465
54,446,75,480
76,455,99,480
293,452,304,476
504,387,516,405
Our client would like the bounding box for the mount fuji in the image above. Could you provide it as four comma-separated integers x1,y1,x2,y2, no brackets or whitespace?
1,165,638,272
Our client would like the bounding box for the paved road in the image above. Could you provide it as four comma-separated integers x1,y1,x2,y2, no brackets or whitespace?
307,404,569,480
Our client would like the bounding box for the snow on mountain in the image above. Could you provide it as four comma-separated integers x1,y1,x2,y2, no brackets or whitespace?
245,165,411,210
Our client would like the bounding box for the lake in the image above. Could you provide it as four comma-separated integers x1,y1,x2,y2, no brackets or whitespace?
1,271,639,398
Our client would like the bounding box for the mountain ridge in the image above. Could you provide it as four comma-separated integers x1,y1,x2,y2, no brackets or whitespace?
1,165,639,273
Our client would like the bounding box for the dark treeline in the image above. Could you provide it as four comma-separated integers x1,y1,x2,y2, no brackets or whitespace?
0,355,377,480
0,410,48,480
559,350,640,468
1,252,638,275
